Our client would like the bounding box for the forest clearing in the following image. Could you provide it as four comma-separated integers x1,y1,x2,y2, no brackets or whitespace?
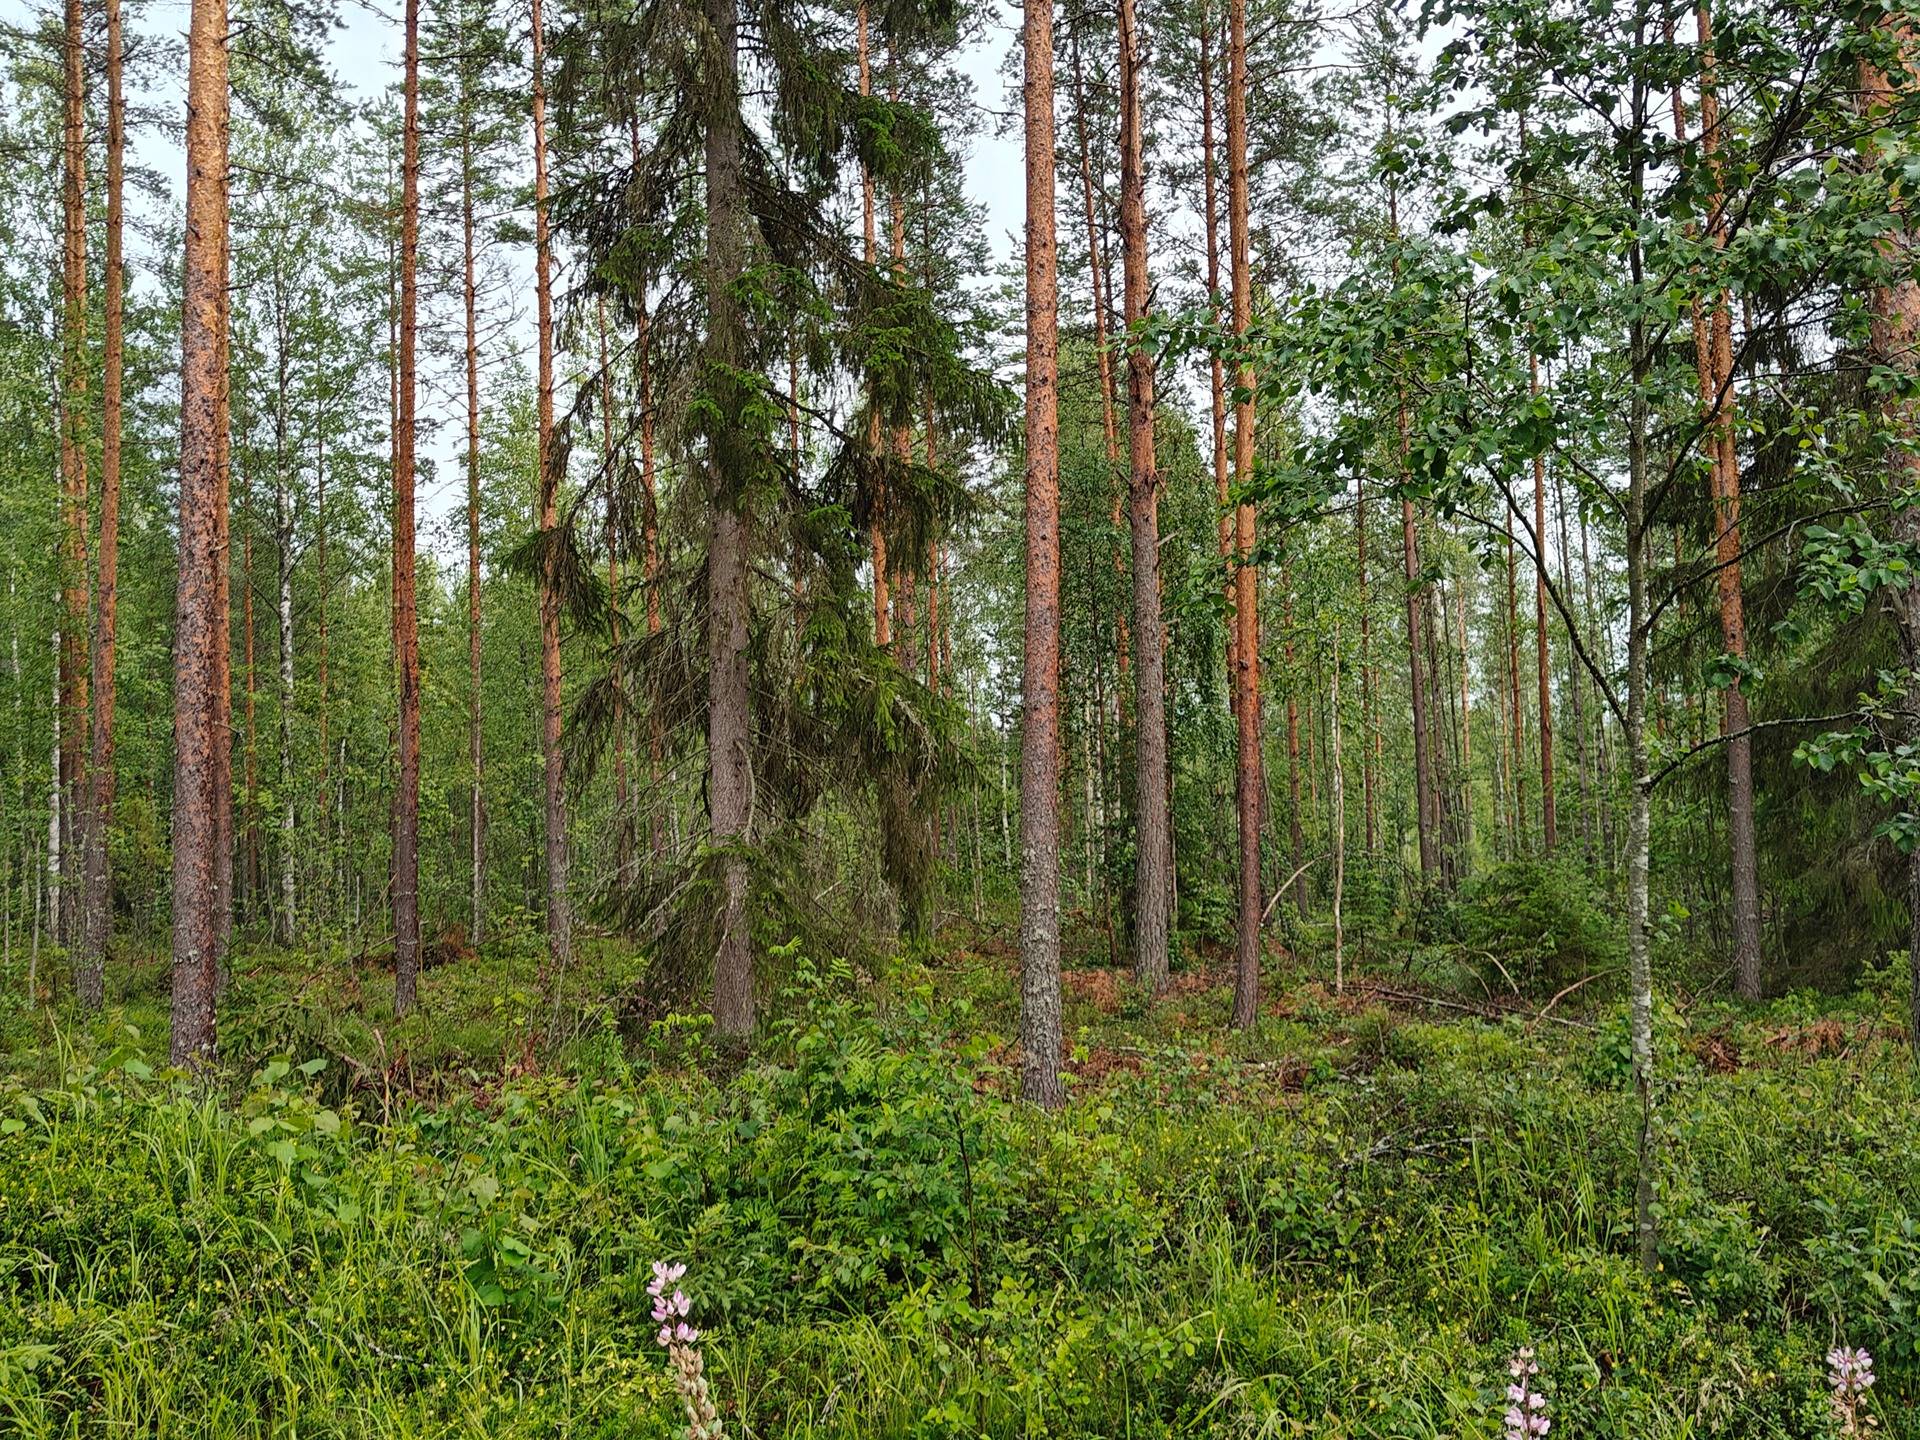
2,0,1920,1433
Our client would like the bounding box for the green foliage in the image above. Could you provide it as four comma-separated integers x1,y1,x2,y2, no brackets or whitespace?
3,944,1917,1437
1452,858,1625,994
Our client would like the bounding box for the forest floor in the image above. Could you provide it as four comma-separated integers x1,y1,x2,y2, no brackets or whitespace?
0,916,1916,1438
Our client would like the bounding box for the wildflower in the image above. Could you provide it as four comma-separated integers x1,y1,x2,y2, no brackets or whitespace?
1502,1346,1550,1440
649,1260,723,1440
1827,1345,1876,1436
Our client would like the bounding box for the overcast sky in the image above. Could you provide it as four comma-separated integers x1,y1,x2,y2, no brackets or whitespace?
2,0,1028,553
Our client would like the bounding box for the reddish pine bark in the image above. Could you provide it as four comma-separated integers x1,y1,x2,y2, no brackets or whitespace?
1227,0,1265,1030
1696,3,1761,998
78,0,126,1008
1019,0,1066,1105
1858,26,1920,1049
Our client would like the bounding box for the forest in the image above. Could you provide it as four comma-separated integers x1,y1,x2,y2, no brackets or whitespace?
1,0,1919,1433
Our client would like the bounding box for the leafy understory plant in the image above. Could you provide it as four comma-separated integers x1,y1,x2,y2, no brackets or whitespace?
650,1261,723,1439
1827,1346,1875,1436
1504,1347,1550,1440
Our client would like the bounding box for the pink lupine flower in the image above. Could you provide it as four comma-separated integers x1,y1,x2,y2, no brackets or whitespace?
1503,1347,1550,1440
648,1260,723,1440
1828,1345,1875,1436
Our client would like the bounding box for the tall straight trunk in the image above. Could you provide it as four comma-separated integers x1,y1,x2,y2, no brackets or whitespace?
886,59,919,675
1580,499,1618,869
1283,553,1306,915
274,269,296,946
1624,54,1657,1272
1695,2,1761,999
858,4,889,649
391,0,424,1015
316,420,330,922
531,0,571,979
1071,35,1120,475
462,81,485,946
1389,182,1436,881
1556,461,1592,859
1018,0,1066,1106
639,283,665,861
78,0,126,1007
1330,624,1345,991
1227,0,1264,1030
706,0,755,1036
242,486,260,921
171,0,231,1066
1197,6,1235,700
1860,33,1920,1053
600,299,633,882
1505,502,1525,849
1397,431,1436,877
47,628,60,960
1117,0,1170,991
1531,356,1556,851
58,0,90,948
1357,478,1377,850
1454,572,1475,862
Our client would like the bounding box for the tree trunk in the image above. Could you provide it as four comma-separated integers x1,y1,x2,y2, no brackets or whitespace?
1227,0,1264,1030
639,282,665,862
1398,446,1437,878
1197,5,1236,705
1860,32,1920,1054
1531,356,1556,852
1357,478,1377,851
1330,625,1345,992
171,0,231,1067
58,0,90,953
858,4,889,651
1624,68,1658,1272
1695,2,1761,999
275,265,296,948
1117,0,1170,992
1018,0,1066,1105
78,0,126,1008
463,83,485,948
531,0,571,982
706,0,755,1037
600,298,633,886
1283,554,1306,916
391,0,424,1015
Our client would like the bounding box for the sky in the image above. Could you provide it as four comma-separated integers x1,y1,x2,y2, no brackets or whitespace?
1,0,1029,553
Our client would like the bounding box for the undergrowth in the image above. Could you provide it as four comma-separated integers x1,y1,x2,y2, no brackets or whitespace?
0,934,1916,1437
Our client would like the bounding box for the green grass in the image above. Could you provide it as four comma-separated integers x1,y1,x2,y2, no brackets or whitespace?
1,929,1916,1437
